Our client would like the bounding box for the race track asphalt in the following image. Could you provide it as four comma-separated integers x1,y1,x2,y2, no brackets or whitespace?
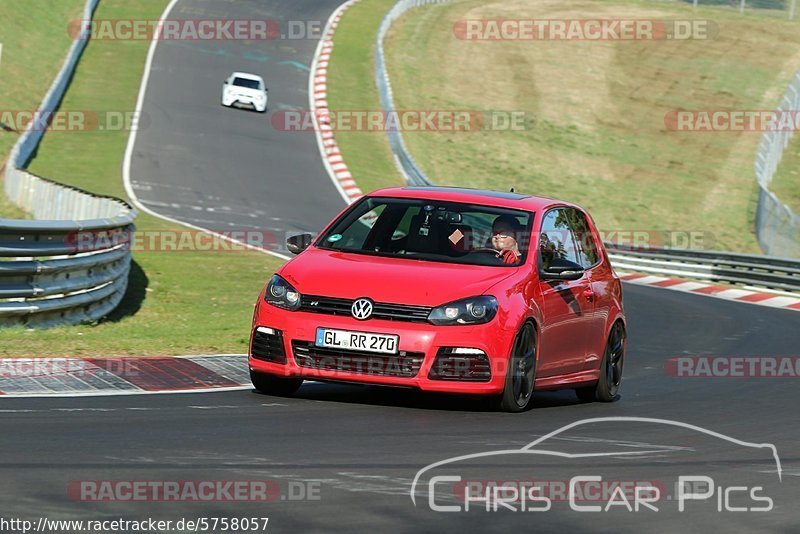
2,284,798,532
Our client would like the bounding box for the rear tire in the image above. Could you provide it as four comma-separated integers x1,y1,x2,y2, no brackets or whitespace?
250,370,303,397
497,323,537,413
575,321,625,403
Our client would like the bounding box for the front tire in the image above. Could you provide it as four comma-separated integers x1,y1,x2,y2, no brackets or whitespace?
575,321,625,403
250,370,303,397
497,323,537,412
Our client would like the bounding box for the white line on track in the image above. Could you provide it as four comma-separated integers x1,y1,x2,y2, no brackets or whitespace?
0,403,285,413
187,403,286,409
0,385,252,399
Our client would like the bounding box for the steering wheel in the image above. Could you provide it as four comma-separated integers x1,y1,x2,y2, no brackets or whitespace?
472,247,501,255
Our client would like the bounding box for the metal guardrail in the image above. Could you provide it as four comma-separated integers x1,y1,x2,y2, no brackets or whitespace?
375,0,447,186
684,0,798,19
375,0,799,294
0,0,137,328
753,71,800,259
606,244,800,293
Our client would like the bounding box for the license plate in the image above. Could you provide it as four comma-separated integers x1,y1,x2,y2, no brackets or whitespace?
315,328,399,354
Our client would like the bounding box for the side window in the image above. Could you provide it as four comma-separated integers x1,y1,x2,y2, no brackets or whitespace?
539,208,580,270
568,208,599,268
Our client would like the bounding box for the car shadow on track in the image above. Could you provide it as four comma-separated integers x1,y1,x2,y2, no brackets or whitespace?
254,382,589,412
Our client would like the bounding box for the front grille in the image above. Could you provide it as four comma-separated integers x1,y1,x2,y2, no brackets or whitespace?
428,348,492,382
250,328,286,363
299,295,432,323
292,341,424,378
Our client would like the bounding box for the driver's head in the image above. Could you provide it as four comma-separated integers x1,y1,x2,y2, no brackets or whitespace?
492,215,519,251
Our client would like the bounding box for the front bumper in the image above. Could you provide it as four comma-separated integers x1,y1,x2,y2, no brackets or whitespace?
248,300,517,395
222,94,267,111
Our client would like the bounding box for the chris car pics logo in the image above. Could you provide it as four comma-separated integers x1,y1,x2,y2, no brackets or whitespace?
411,417,781,513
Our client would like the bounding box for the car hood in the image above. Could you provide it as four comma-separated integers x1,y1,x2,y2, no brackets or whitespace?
280,248,519,306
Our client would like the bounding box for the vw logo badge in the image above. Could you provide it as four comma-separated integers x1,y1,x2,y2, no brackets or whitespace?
351,298,374,320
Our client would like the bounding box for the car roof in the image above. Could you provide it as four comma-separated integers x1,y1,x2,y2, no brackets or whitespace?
230,72,264,81
366,186,580,212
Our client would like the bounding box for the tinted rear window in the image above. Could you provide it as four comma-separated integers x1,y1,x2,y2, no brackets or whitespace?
232,77,261,89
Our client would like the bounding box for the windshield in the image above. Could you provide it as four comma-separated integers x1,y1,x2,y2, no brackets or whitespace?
232,77,261,89
317,197,533,267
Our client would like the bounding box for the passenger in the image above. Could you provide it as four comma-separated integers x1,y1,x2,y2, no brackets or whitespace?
491,216,522,264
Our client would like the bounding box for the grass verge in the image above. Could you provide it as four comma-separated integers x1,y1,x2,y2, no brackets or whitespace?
0,0,86,218
333,0,800,253
0,181,29,219
326,0,405,193
1,0,284,357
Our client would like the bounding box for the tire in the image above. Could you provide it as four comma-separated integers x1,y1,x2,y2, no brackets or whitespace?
250,370,303,397
575,321,625,403
497,323,537,412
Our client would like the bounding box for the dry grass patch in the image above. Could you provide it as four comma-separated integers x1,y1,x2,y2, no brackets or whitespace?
384,0,800,251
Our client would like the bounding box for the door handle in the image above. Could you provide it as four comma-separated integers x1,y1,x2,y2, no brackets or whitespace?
583,288,595,302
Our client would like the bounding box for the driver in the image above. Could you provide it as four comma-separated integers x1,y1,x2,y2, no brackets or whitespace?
491,216,522,264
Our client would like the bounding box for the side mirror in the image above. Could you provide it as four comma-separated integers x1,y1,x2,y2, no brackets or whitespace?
540,258,585,281
286,233,313,255
223,80,229,85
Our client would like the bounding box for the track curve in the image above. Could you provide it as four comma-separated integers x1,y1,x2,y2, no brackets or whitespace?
127,0,347,250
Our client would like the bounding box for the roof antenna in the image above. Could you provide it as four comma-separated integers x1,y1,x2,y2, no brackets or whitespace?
510,187,515,193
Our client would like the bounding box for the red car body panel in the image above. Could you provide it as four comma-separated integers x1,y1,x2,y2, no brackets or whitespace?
249,187,625,396
282,249,519,307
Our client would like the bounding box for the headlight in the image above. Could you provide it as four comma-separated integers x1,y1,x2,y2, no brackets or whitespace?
264,274,301,311
428,296,498,326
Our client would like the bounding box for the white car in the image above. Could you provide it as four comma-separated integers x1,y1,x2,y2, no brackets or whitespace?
221,72,268,112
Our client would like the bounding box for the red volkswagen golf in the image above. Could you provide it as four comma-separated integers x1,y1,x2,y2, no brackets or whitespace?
249,186,626,412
